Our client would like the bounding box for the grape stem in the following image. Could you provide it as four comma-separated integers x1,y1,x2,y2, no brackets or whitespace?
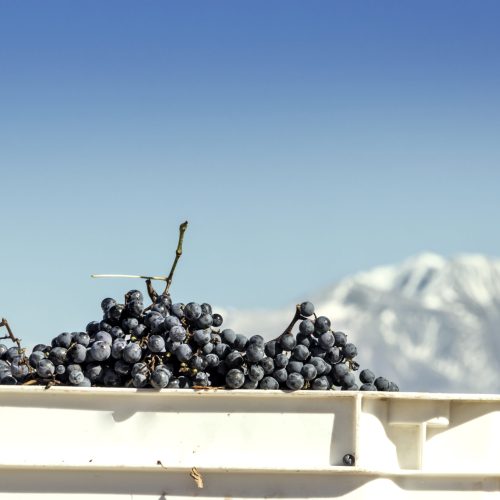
273,305,302,341
163,221,188,295
0,318,23,352
145,279,159,303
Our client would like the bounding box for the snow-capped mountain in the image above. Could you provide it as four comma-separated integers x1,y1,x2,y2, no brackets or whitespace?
220,253,500,393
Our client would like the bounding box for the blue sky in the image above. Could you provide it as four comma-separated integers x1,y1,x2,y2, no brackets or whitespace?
1,1,499,345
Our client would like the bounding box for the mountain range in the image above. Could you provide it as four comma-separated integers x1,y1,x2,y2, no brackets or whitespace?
220,253,500,393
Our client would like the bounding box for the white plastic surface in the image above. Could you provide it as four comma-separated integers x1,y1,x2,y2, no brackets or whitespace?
1,387,500,499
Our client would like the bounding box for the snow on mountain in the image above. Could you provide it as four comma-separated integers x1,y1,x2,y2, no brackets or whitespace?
220,253,500,393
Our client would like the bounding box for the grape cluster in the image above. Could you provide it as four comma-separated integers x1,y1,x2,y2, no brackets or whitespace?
0,293,399,391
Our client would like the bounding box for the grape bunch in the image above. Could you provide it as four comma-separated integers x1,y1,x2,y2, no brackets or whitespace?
0,295,399,392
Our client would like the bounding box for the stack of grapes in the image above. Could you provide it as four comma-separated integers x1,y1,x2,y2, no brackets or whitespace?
0,291,399,391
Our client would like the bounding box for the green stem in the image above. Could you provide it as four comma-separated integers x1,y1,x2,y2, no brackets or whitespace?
163,221,188,295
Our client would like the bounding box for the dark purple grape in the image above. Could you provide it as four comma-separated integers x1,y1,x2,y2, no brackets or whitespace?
54,332,73,349
122,317,139,333
310,357,327,376
299,301,315,317
233,334,248,351
122,343,142,363
374,377,391,391
196,314,213,329
342,372,356,388
274,353,289,368
249,335,265,347
334,331,347,347
174,344,193,362
90,341,111,362
260,376,279,390
360,383,377,391
49,347,67,365
107,304,125,323
248,364,265,382
111,338,127,359
292,345,309,362
95,331,113,345
202,342,214,354
29,350,45,368
312,376,330,390
193,329,211,346
164,315,181,330
279,334,296,351
151,303,168,317
264,340,282,358
171,303,185,319
325,347,342,364
332,363,348,379
246,344,265,363
315,316,331,334
301,363,317,381
68,344,87,364
226,351,244,368
69,369,85,385
286,372,305,391
148,335,166,353
299,319,315,336
243,377,259,389
212,313,223,327
151,368,170,388
6,346,22,362
221,329,236,346
200,303,213,315
260,357,275,375
98,321,113,333
126,300,144,318
133,373,148,388
272,368,288,384
85,363,104,384
343,343,358,359
225,369,245,389
11,358,29,380
205,353,220,368
74,332,90,346
169,325,186,342
189,355,208,372
36,359,55,378
194,371,210,386
305,338,320,351
156,294,172,309
125,290,143,304
86,321,101,336
286,360,303,374
184,302,202,322
318,332,335,350
130,324,148,338
101,298,116,313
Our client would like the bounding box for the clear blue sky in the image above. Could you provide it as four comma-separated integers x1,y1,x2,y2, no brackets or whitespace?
1,1,499,345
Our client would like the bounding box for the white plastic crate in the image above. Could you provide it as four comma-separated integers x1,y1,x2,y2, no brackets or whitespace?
1,386,500,499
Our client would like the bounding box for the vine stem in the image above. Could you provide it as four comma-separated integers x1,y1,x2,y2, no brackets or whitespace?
90,221,188,304
273,305,302,341
163,221,188,295
0,318,22,352
91,274,167,280
145,279,159,304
